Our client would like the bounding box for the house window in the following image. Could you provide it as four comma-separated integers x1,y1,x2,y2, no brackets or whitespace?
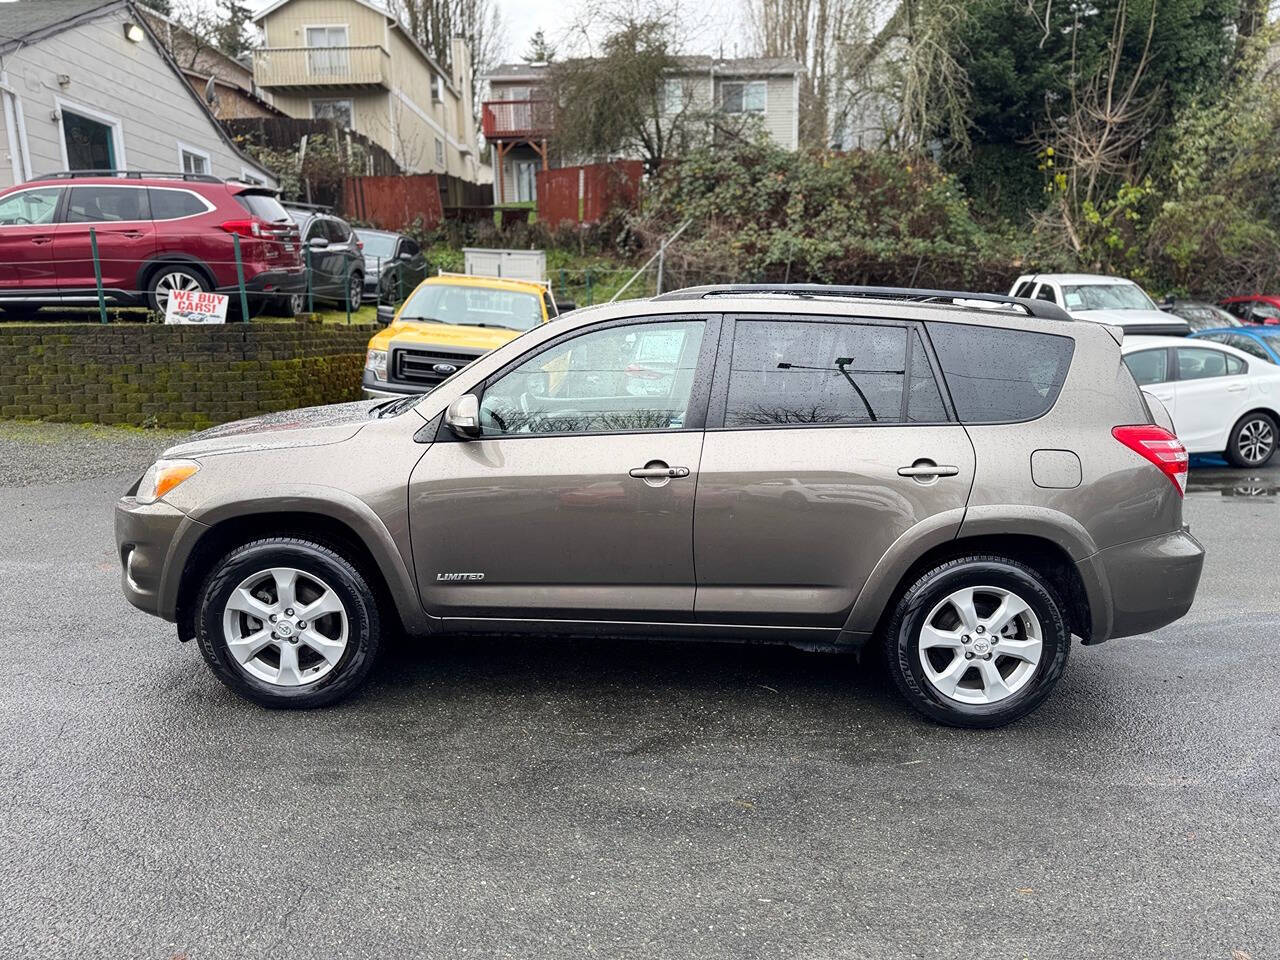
312,98,354,129
178,143,210,175
432,74,444,102
722,80,766,114
60,107,121,170
305,25,349,76
435,138,445,167
662,78,685,115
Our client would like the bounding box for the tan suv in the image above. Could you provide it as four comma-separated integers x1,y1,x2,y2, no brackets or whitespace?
115,285,1205,727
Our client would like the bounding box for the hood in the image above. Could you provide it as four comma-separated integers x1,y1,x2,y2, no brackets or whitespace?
1073,308,1188,328
373,320,522,353
163,400,384,458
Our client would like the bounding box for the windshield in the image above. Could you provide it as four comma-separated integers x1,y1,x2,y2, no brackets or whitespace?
398,283,543,331
1061,283,1157,312
356,231,397,260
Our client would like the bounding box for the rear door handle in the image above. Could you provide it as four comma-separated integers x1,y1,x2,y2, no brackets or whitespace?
122,230,145,240
1227,383,1247,392
30,235,52,245
629,462,690,480
898,461,959,478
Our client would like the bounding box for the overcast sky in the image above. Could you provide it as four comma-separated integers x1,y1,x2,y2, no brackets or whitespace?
212,0,748,66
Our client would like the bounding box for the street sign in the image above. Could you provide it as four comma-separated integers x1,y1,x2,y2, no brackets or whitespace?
164,289,229,324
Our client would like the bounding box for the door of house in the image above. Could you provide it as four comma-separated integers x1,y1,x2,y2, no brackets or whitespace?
305,26,349,76
515,160,537,202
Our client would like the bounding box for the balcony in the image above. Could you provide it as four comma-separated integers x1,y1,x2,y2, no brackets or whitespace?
482,100,553,141
252,46,390,90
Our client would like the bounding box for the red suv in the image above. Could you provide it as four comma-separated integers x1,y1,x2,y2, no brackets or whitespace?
0,171,305,319
1220,295,1280,325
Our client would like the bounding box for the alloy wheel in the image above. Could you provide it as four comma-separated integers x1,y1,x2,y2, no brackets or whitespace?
348,276,362,310
1237,417,1275,465
917,585,1043,705
221,567,349,687
289,293,306,315
154,271,204,311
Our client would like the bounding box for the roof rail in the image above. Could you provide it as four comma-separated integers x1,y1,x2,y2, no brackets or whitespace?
33,170,224,183
282,200,333,212
650,284,1074,322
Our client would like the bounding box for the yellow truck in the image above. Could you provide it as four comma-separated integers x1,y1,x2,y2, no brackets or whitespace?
362,273,560,399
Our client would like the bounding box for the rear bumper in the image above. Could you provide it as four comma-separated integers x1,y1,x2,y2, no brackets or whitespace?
1079,527,1205,642
218,266,307,296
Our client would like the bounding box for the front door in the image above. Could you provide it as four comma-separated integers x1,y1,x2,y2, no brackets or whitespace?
409,316,716,623
0,186,63,298
694,315,975,626
53,185,156,294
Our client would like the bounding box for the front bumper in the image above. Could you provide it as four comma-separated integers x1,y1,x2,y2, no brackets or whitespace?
361,369,429,400
1079,527,1205,642
115,496,192,621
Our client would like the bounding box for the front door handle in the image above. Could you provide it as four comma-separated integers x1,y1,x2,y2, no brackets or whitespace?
629,461,690,480
898,460,959,479
29,235,52,245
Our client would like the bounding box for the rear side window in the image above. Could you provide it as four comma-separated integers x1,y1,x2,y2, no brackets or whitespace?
723,320,946,427
1124,349,1169,386
149,188,208,221
65,186,149,223
1012,281,1034,298
926,322,1075,423
235,191,290,222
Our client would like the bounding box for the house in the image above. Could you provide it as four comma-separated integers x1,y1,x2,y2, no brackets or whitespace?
0,0,276,189
251,0,483,181
481,56,803,205
141,10,288,122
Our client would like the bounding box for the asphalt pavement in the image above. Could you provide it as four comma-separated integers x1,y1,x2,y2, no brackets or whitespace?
0,429,1277,960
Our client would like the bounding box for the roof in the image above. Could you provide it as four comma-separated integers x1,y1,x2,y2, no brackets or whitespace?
0,0,120,54
426,274,549,295
1018,273,1139,285
483,55,804,84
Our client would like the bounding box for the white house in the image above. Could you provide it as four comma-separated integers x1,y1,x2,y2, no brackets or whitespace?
0,0,276,189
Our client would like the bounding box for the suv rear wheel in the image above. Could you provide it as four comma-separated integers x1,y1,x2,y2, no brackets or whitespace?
347,273,363,311
195,538,381,708
147,265,208,314
883,556,1071,728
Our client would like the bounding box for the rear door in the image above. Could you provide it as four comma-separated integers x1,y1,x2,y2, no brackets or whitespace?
409,315,718,623
54,185,155,295
692,315,974,627
1171,344,1249,451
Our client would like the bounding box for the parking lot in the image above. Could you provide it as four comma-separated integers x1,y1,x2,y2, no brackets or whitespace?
1,424,1277,960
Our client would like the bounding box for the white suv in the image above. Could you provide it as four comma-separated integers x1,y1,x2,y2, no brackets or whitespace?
1009,274,1189,336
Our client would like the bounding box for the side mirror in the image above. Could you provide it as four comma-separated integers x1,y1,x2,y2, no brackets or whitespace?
398,251,414,262
445,394,481,439
556,300,576,314
376,304,395,326
308,236,330,249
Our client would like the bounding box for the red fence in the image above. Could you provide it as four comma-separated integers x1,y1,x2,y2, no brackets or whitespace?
342,174,445,232
536,161,645,228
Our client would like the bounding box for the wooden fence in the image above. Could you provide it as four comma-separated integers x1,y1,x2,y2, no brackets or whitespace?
536,161,645,227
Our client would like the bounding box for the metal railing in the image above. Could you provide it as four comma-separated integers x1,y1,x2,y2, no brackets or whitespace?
481,100,553,140
252,45,391,88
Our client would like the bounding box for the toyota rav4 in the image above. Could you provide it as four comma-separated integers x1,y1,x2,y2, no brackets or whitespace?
115,285,1205,727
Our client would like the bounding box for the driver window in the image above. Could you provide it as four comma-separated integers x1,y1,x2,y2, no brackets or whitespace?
0,187,62,226
479,320,705,436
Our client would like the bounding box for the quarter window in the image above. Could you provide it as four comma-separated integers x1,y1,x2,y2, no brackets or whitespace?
1123,349,1170,386
927,322,1075,422
150,188,208,220
724,320,944,427
64,186,148,222
0,187,61,226
479,321,705,436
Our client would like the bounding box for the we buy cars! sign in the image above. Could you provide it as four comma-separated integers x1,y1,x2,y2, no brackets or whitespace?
164,289,229,325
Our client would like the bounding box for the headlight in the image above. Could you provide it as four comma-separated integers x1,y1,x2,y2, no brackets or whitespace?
366,349,388,380
136,459,200,505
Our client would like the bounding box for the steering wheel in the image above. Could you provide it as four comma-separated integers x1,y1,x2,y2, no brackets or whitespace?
9,217,32,225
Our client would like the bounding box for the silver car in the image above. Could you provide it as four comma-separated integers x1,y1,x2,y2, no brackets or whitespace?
115,285,1205,727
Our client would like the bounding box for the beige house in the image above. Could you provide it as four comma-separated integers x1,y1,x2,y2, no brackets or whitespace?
251,0,483,181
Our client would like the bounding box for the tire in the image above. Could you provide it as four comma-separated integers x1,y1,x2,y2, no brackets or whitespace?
194,537,382,708
147,265,209,314
1225,411,1277,468
882,555,1071,728
346,272,363,311
1,303,40,320
265,292,305,317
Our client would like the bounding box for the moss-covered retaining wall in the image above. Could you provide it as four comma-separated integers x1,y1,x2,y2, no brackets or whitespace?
0,323,377,428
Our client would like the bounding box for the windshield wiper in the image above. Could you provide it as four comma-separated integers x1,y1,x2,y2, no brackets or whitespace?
373,395,420,417
398,316,447,324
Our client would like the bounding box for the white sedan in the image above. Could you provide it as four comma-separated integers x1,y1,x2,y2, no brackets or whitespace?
1122,335,1279,467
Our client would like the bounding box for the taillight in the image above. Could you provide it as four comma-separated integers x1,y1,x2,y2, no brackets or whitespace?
219,218,262,238
1113,424,1189,496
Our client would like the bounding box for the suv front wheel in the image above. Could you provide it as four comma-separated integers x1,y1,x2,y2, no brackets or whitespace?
195,538,382,708
883,556,1071,728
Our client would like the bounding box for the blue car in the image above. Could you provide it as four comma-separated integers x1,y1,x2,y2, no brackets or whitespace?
1189,326,1280,364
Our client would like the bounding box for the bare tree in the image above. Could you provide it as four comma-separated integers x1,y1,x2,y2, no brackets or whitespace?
389,0,505,96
